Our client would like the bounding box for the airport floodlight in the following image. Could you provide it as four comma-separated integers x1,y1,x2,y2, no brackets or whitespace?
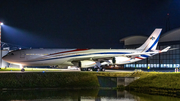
0,22,3,25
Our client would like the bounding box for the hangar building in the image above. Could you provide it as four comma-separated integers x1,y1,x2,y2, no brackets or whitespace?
120,28,180,69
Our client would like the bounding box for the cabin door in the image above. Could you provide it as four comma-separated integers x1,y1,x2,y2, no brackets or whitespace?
20,51,25,58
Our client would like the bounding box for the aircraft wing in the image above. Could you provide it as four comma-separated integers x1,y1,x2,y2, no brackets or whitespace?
67,46,172,63
67,56,113,62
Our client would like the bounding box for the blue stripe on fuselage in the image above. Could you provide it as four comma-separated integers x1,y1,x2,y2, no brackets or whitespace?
27,52,131,62
140,55,149,58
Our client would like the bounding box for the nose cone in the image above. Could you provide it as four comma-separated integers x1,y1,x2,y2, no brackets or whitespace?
2,55,7,60
2,52,16,63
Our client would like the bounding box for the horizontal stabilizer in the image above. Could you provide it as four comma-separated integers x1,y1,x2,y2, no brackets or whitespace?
161,46,171,52
169,48,178,51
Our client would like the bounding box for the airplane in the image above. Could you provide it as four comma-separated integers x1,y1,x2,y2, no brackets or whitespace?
2,28,170,71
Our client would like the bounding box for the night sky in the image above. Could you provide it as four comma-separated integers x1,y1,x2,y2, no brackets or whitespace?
0,0,180,49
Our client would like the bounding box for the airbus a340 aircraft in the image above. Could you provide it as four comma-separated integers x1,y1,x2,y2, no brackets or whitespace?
2,28,170,71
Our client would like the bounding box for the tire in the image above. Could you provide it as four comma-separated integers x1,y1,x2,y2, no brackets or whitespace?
21,68,25,72
101,68,105,71
87,68,92,71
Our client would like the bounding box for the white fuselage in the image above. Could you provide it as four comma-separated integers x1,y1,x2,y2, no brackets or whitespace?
2,28,166,68
2,48,146,67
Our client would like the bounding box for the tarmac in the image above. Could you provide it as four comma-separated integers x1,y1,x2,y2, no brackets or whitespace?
0,68,178,73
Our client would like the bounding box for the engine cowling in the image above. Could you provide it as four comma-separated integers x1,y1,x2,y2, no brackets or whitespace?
112,57,131,64
72,60,96,68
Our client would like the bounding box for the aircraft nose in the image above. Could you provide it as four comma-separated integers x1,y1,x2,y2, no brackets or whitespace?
2,52,15,62
2,54,10,61
2,57,8,63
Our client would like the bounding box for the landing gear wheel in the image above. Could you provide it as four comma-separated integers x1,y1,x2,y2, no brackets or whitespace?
97,68,100,72
87,68,92,71
21,68,25,72
101,68,105,71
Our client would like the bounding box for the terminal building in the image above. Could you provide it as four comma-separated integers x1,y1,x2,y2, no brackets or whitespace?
121,28,180,69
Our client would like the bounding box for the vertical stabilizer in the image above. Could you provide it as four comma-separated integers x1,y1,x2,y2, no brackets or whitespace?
136,28,162,52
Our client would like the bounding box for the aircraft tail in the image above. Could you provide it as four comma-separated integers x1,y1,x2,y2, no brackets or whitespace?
136,28,162,52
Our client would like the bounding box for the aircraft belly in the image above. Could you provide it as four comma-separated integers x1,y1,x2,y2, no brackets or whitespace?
20,58,68,66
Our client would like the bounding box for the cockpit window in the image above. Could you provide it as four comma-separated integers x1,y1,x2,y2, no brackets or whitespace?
7,52,14,56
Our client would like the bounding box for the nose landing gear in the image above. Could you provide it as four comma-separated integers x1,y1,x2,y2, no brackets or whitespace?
21,68,25,72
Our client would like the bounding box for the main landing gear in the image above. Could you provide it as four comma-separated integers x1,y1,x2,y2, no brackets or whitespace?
20,65,25,72
80,67,105,72
80,61,106,72
80,67,92,71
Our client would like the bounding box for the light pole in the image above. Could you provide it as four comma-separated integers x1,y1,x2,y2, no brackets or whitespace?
0,22,3,68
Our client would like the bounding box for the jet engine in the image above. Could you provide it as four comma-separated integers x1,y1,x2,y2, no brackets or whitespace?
72,60,96,68
112,56,131,64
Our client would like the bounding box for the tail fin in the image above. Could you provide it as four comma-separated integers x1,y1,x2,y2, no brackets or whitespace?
136,28,162,52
